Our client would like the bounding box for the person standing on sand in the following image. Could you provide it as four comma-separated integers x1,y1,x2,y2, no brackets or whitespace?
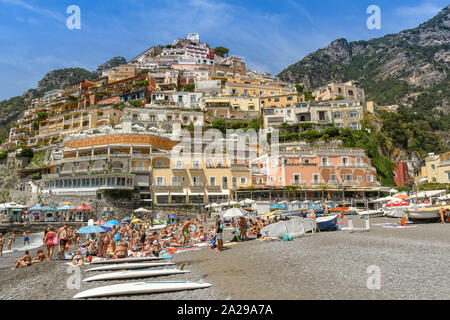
215,215,224,251
181,219,194,247
7,232,15,251
0,233,4,257
43,227,57,261
58,224,70,259
23,230,30,246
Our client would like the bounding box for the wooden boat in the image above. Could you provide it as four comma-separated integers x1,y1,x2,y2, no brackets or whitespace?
316,215,338,231
359,209,384,218
407,206,450,221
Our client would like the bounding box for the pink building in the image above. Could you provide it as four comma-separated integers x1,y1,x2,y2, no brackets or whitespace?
254,148,379,188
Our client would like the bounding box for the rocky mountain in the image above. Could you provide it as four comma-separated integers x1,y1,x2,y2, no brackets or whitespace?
278,5,450,107
37,68,98,92
96,56,127,76
0,60,122,141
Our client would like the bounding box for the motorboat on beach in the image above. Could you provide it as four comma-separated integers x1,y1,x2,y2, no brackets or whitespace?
359,208,384,218
261,218,316,238
406,205,450,221
316,215,338,231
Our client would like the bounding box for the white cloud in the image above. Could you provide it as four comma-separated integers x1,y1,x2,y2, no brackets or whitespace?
0,0,65,23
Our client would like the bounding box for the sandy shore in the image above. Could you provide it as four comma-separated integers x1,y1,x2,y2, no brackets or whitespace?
1,216,450,300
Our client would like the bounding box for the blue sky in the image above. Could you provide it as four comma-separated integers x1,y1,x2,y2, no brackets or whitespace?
0,0,448,100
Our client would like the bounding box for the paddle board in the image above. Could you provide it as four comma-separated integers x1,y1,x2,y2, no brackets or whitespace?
91,256,168,264
73,281,212,299
83,268,189,282
87,262,176,271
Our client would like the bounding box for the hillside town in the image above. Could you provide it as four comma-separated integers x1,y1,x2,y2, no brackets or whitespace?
1,1,450,303
0,33,448,222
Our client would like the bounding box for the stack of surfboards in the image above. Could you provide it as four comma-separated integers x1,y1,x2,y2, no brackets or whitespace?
73,256,211,299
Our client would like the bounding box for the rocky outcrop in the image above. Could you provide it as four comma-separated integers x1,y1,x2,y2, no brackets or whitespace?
278,5,450,91
96,56,127,75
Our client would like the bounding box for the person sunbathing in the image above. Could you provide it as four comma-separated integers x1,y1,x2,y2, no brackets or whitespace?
31,250,46,264
114,242,128,259
12,251,32,269
71,249,86,265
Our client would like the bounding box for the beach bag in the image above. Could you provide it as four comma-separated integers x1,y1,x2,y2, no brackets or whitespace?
53,235,58,246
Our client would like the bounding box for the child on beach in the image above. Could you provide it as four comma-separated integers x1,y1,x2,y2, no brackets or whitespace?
11,250,32,269
31,250,46,264
23,231,30,246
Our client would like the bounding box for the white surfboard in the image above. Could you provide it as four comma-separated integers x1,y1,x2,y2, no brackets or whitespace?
73,281,212,299
83,268,190,282
91,256,168,264
87,262,176,272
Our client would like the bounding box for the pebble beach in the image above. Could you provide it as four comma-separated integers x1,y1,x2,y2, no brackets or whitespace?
1,216,449,300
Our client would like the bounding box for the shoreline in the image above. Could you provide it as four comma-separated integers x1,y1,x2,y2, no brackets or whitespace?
1,216,450,300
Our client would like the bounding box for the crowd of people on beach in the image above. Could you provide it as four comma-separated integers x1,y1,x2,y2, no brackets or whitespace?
3,210,297,269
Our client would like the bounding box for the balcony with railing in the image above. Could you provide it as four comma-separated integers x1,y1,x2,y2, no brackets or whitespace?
110,152,130,158
342,180,360,186
131,167,150,173
132,153,150,159
190,182,204,188
290,181,307,186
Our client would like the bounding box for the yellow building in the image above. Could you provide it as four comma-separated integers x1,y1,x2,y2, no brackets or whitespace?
152,154,252,205
32,105,122,146
224,80,294,98
259,93,303,109
415,152,450,185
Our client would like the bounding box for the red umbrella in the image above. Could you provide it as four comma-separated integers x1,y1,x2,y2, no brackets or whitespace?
74,203,93,211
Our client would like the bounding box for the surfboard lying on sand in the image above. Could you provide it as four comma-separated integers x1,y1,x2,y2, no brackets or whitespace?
87,262,176,271
83,268,189,282
91,256,168,264
73,281,212,299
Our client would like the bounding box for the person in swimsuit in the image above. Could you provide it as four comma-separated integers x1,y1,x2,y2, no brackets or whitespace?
58,224,70,259
11,250,32,269
71,249,85,265
7,232,15,251
0,233,4,257
181,219,194,247
31,250,46,264
43,227,57,261
23,231,30,246
114,242,128,259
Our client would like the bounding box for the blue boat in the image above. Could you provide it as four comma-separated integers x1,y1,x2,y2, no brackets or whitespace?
316,215,338,231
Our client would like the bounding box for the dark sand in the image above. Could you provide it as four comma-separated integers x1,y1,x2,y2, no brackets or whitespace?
1,216,449,300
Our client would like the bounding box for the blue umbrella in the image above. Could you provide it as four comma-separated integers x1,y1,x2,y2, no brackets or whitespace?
169,214,177,219
100,225,112,231
122,217,132,222
57,205,75,211
76,225,106,234
106,220,119,225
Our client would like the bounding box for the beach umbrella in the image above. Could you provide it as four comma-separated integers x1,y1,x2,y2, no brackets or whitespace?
105,220,119,226
76,225,106,234
122,217,132,222
131,218,142,223
222,207,246,219
169,214,178,219
134,207,151,214
394,194,410,200
101,225,112,231
74,203,93,211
